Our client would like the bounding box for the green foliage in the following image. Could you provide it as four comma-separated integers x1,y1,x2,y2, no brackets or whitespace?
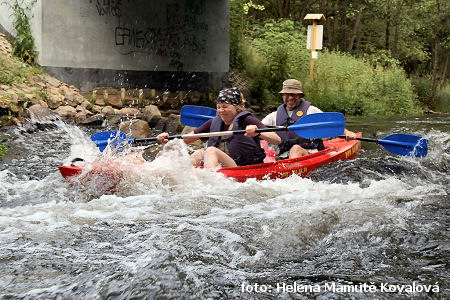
409,75,435,108
230,0,262,69
0,141,7,158
35,85,48,100
0,56,42,86
243,0,264,15
435,84,450,113
230,0,244,68
0,56,27,85
231,0,448,113
412,75,450,112
237,20,422,115
238,19,309,104
359,49,401,69
0,61,15,86
303,51,421,116
229,5,426,115
1,0,38,63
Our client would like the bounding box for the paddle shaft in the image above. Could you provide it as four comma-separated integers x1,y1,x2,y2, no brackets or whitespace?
339,135,378,143
338,135,423,148
132,127,288,144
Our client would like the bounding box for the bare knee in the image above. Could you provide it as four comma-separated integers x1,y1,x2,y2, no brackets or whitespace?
204,146,236,168
190,149,205,166
289,145,308,158
204,147,218,155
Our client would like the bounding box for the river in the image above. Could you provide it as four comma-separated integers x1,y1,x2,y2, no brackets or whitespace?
0,114,448,299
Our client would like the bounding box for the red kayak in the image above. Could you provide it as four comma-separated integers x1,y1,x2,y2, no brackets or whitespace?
58,134,361,184
217,133,361,182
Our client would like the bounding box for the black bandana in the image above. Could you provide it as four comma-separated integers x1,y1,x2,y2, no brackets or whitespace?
216,87,242,105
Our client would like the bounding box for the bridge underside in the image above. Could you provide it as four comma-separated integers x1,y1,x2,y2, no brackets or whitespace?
0,0,230,91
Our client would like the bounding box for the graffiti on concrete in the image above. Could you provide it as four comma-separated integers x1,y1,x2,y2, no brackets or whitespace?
114,26,206,55
89,0,134,5
89,0,130,18
87,0,209,71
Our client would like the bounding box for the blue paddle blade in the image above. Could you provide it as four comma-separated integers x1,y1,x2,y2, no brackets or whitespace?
91,131,129,152
288,112,345,139
180,105,216,127
378,133,428,158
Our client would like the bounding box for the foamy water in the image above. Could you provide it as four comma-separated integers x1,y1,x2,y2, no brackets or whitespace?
0,115,448,299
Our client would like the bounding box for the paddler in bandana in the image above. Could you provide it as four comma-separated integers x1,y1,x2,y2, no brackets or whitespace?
157,87,281,168
262,79,357,159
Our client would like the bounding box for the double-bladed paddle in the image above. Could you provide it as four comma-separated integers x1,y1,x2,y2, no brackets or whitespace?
181,105,429,158
91,104,428,158
91,112,345,150
338,133,428,158
180,105,346,138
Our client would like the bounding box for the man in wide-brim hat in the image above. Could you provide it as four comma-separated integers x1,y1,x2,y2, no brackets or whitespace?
262,78,356,159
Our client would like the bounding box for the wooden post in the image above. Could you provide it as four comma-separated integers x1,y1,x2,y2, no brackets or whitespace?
304,14,326,81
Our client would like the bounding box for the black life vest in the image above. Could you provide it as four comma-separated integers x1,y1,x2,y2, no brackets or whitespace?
275,100,324,151
207,111,265,166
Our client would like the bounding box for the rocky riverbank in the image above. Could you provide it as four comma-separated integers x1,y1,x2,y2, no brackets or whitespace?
0,33,262,139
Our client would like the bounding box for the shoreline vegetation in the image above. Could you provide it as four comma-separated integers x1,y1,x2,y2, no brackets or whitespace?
230,18,447,116
1,0,448,145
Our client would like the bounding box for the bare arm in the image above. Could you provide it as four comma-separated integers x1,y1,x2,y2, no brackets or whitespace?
156,131,200,144
259,131,281,145
182,131,200,144
245,125,281,145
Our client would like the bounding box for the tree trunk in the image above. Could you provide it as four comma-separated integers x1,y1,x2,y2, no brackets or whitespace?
326,1,334,45
385,0,392,51
348,7,363,51
333,1,339,49
430,38,440,107
392,0,404,57
320,0,326,11
277,0,290,18
431,0,445,105
299,0,311,21
342,8,347,50
437,54,448,97
283,0,290,18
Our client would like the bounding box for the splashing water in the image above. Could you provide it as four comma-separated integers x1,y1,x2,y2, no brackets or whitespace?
0,114,448,298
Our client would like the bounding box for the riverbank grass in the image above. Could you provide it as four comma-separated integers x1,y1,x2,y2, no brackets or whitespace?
0,55,42,87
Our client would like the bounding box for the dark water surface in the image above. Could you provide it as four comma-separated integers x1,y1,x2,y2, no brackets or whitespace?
0,114,448,299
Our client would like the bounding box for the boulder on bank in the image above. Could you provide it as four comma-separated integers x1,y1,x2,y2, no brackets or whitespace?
81,114,104,125
55,105,77,118
119,119,152,138
27,104,60,122
142,105,161,127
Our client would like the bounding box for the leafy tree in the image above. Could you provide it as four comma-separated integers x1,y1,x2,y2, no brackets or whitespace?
232,0,448,111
